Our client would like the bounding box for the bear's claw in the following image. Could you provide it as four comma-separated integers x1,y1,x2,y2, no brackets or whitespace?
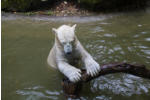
65,67,82,82
85,57,101,77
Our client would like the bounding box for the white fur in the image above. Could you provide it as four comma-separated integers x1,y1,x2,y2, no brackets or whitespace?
47,24,101,82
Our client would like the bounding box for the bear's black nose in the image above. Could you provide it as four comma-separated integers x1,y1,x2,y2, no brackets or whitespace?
66,52,72,55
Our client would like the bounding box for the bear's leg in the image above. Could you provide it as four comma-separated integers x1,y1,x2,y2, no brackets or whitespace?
76,42,101,76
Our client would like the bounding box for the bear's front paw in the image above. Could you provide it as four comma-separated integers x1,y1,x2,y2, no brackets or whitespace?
85,57,101,77
66,67,81,82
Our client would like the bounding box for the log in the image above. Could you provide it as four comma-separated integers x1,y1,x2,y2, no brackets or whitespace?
61,62,150,98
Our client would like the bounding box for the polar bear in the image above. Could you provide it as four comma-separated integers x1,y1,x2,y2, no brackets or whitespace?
47,24,101,82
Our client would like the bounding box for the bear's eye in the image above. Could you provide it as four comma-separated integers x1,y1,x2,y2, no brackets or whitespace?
70,40,74,45
61,42,66,45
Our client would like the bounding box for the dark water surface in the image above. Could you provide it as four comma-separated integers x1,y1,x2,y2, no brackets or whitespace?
2,12,150,100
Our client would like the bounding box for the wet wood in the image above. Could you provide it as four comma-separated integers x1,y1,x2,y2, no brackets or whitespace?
61,62,150,98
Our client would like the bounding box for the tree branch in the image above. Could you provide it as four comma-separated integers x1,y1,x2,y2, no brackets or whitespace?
81,62,150,82
61,63,150,98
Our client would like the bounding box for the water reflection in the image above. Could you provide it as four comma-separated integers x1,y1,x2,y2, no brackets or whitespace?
16,90,58,100
91,74,150,97
145,38,150,41
103,33,116,37
16,85,61,100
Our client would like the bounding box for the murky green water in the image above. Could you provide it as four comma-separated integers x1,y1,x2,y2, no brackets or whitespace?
2,12,150,100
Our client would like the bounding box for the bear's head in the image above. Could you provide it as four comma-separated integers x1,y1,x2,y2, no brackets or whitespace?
52,24,77,55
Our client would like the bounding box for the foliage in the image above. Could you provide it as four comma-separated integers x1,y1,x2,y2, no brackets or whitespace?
1,0,42,11
78,0,148,11
1,0,149,12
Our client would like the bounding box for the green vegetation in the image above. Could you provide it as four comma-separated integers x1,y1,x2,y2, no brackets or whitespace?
24,12,36,16
78,0,148,11
1,0,149,12
2,0,42,11
23,11,53,16
47,11,53,15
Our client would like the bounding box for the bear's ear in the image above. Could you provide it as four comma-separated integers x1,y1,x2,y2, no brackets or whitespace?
52,28,57,34
72,24,77,31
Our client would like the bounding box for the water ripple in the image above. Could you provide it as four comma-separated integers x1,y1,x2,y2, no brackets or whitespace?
16,85,61,100
103,33,116,37
16,90,58,100
91,74,150,96
91,26,104,33
141,50,150,55
145,38,150,41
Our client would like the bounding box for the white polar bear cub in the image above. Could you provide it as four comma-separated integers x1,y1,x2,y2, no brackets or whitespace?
47,24,101,82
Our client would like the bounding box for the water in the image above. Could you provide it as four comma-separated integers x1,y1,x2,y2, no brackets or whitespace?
2,12,150,100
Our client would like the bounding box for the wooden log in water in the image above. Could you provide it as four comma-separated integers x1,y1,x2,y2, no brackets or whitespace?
62,62,150,98
61,78,82,98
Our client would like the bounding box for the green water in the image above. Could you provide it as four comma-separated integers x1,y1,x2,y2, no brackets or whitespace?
2,12,150,100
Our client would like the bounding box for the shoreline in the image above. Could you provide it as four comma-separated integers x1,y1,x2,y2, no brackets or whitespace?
1,12,113,23
2,7,150,23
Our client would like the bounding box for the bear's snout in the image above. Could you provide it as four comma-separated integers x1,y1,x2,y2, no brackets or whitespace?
64,43,72,55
